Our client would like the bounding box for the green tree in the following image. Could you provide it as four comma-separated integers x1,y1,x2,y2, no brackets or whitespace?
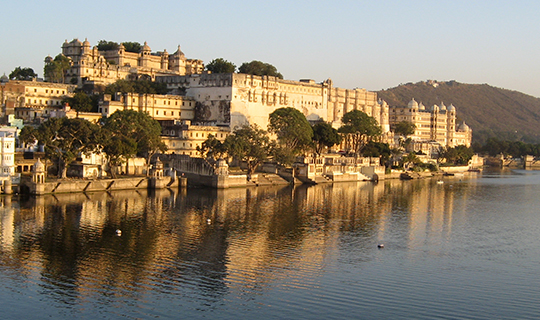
102,110,166,177
402,152,421,170
394,121,416,152
394,121,416,137
122,41,142,53
205,58,236,73
452,145,474,165
338,110,382,155
268,107,313,153
20,118,101,178
44,54,71,83
312,122,342,155
223,124,270,179
363,141,392,167
63,92,95,112
238,60,283,79
105,79,168,95
197,134,227,159
97,40,119,51
9,67,37,80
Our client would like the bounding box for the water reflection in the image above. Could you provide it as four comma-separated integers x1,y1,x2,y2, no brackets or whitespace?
1,172,534,318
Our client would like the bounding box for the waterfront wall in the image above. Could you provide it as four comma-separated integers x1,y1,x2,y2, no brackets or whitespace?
20,176,186,195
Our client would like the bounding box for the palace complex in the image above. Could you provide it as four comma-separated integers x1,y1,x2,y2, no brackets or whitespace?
1,38,472,161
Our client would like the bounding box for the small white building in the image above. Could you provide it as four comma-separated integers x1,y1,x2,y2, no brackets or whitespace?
0,127,17,181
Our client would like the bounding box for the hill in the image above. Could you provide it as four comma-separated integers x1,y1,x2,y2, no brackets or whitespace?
376,80,540,144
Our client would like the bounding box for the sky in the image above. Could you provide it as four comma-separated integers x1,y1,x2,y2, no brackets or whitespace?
2,0,540,97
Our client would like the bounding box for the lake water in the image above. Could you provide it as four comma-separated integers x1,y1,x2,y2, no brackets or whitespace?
1,169,540,319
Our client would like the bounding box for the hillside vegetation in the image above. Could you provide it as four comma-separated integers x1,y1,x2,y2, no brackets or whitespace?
377,80,540,143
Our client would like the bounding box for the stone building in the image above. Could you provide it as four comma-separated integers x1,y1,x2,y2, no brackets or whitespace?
389,98,472,155
0,127,16,183
99,92,230,156
157,73,391,136
0,79,75,124
160,120,230,156
99,92,196,120
53,38,204,87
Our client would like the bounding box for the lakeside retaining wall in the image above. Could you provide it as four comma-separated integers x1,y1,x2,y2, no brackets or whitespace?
20,176,185,195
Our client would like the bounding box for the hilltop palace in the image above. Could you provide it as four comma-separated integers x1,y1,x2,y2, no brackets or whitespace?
1,39,471,168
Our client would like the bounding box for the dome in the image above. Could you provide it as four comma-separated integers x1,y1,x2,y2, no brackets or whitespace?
83,38,91,47
408,98,419,109
34,158,45,173
0,73,8,83
418,102,425,110
71,38,82,46
458,122,470,132
173,45,185,57
439,102,446,111
448,104,456,112
141,41,151,52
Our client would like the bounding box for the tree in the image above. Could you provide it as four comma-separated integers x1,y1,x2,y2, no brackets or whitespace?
205,58,236,74
363,141,392,167
20,118,101,178
312,122,342,155
63,92,95,113
44,54,71,83
238,60,283,79
394,121,416,152
268,107,313,153
97,40,119,51
197,134,227,159
223,124,270,179
402,152,421,170
122,42,142,53
338,110,382,155
105,79,168,95
394,121,416,137
102,110,166,177
446,145,474,165
9,67,37,80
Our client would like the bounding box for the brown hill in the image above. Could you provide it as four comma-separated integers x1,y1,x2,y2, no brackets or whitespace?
376,80,540,143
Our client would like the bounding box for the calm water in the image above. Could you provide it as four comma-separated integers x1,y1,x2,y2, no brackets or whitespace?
1,169,540,319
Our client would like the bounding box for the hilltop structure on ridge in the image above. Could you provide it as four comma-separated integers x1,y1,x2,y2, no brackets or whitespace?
45,38,204,87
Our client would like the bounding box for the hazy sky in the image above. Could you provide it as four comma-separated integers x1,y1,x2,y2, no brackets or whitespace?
2,0,540,97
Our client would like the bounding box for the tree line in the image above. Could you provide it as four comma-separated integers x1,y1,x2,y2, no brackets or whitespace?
20,110,165,179
205,58,283,78
475,138,540,158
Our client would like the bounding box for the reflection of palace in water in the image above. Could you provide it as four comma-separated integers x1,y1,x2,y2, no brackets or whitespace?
0,177,473,299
